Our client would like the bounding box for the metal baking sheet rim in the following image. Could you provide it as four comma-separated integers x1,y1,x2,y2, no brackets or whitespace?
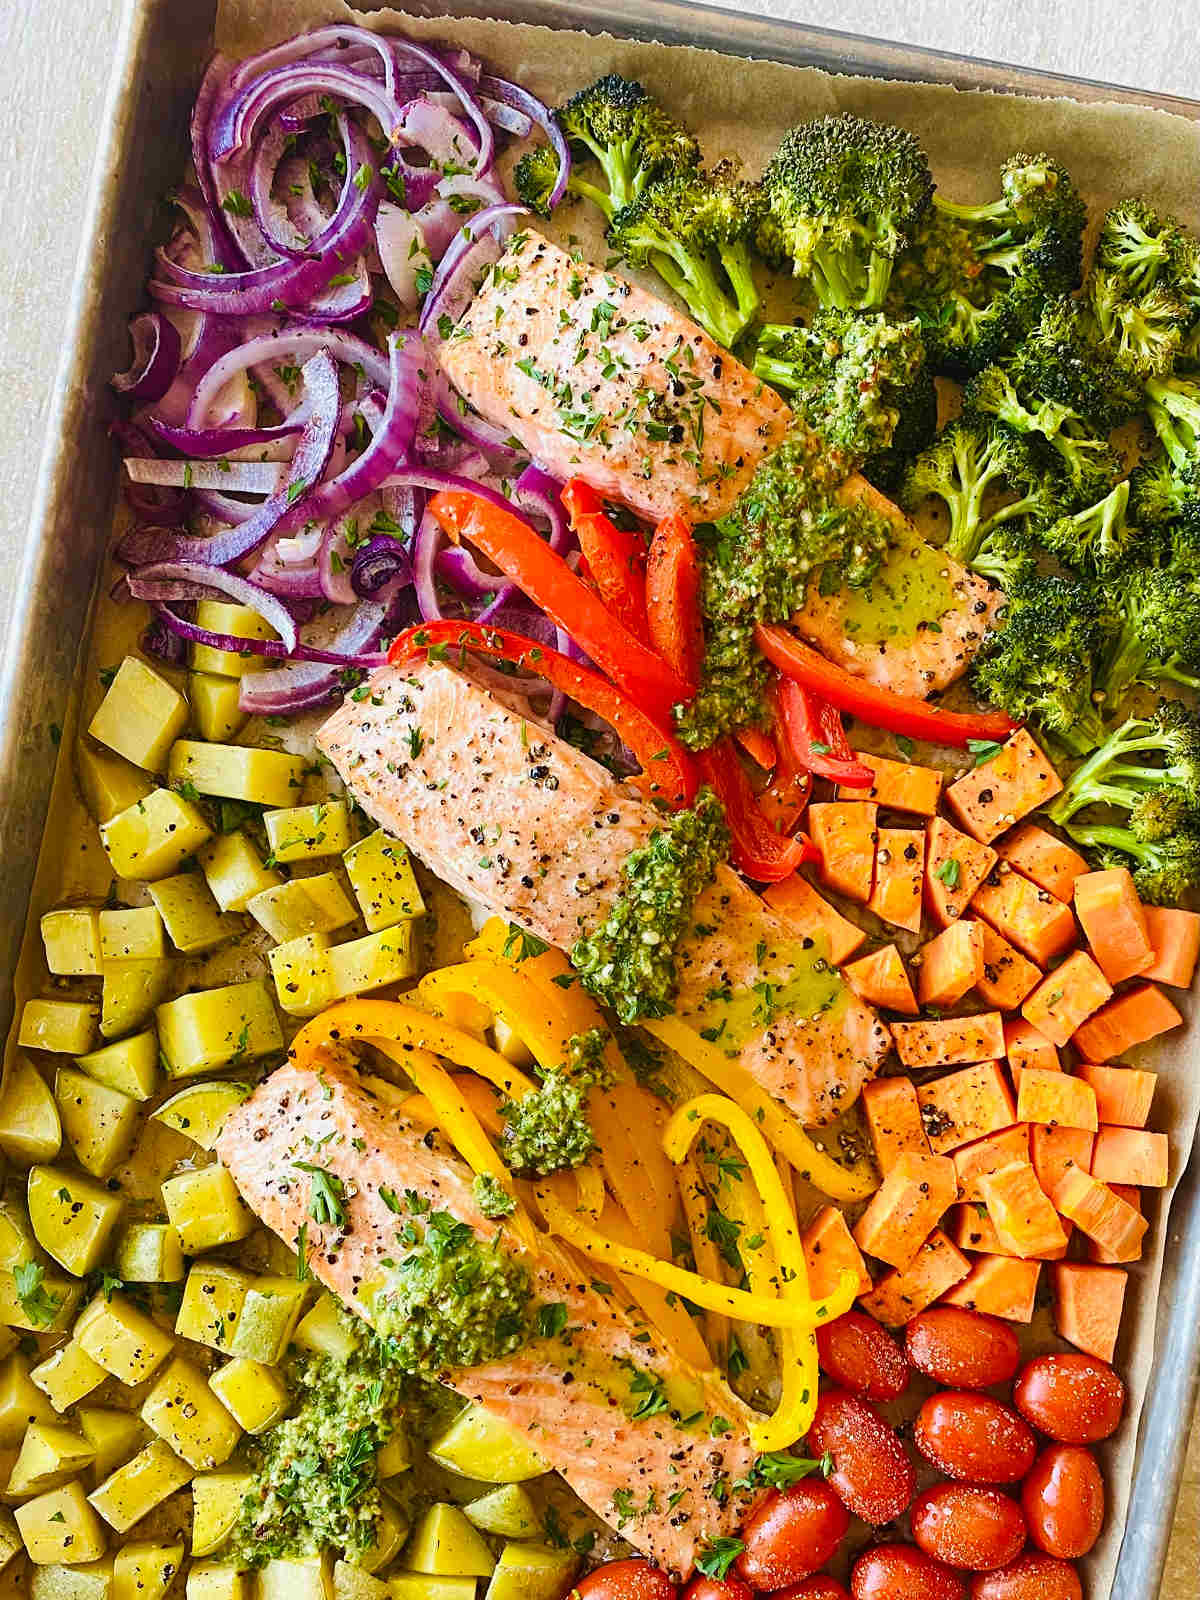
2,1,1198,1594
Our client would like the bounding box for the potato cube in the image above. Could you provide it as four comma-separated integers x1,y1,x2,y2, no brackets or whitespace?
293,1295,358,1362
149,1081,249,1152
156,981,282,1078
263,802,353,865
54,1070,139,1179
40,910,102,978
344,830,425,932
7,1423,96,1495
168,743,305,810
269,934,335,1017
0,1266,81,1335
74,1295,174,1386
464,1484,537,1538
175,1264,252,1352
191,602,279,680
387,1577,474,1600
208,1359,288,1434
97,909,165,963
247,874,357,943
87,1440,192,1533
19,1001,99,1057
186,1565,252,1600
0,1356,55,1446
77,740,153,825
31,1561,115,1599
31,1344,107,1413
76,1411,144,1483
15,1480,108,1564
198,833,281,914
332,1561,388,1600
406,1503,494,1577
260,1553,334,1599
75,1032,159,1101
356,1493,408,1574
99,959,172,1042
114,1225,185,1285
328,924,417,998
161,1167,254,1255
229,1278,308,1365
0,1199,37,1272
376,1428,410,1480
88,658,188,774
0,1507,19,1573
141,1359,241,1470
192,1470,253,1557
27,1167,124,1278
113,1541,185,1600
148,874,236,955
190,676,248,745
485,1541,580,1600
0,1057,63,1166
100,790,212,881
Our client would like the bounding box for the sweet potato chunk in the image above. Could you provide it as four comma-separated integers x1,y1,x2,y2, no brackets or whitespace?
839,751,943,815
809,801,878,903
978,1162,1068,1259
1003,1019,1060,1077
997,823,1089,903
1074,867,1154,985
973,922,1041,1011
953,1124,1032,1203
1075,1063,1157,1128
802,1205,873,1299
891,1012,1005,1070
858,1230,970,1326
1021,950,1114,1047
1016,1068,1098,1132
843,944,919,1015
861,1076,931,1176
763,874,867,967
1030,1124,1094,1204
1072,983,1183,1060
1052,1262,1127,1363
971,869,1077,966
1087,1184,1143,1264
1140,905,1200,989
1054,1167,1149,1259
942,1255,1041,1322
853,1151,959,1271
916,1062,1016,1156
949,1201,1063,1260
917,921,985,1009
926,817,997,927
1091,1126,1169,1188
945,729,1063,844
867,827,925,933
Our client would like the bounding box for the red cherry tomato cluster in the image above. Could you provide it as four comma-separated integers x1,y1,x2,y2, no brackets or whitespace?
571,1314,1126,1600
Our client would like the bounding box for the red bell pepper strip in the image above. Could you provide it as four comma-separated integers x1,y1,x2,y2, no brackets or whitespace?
771,676,875,788
645,512,704,697
562,478,651,647
428,490,690,726
736,725,778,771
387,621,697,808
755,624,1019,749
697,738,818,884
759,744,813,838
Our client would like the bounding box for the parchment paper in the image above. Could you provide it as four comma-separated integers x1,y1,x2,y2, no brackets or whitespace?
10,2,1200,1592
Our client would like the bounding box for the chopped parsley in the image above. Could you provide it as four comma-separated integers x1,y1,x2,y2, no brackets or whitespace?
13,1262,61,1328
293,1163,348,1230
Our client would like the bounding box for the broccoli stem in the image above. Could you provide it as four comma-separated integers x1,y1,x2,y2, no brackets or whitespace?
718,242,762,327
1046,717,1172,825
649,241,748,350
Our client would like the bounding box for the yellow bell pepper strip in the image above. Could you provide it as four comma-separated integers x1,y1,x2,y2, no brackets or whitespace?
643,1016,877,1204
600,1200,717,1375
421,959,576,1075
676,1151,731,1363
664,1094,832,1447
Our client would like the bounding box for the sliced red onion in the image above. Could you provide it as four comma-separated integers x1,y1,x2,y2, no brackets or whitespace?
145,415,303,458
248,121,311,257
320,509,360,605
351,536,413,597
190,54,245,269
237,596,399,715
433,378,522,466
189,328,389,425
513,462,569,550
111,420,186,525
290,256,373,325
413,172,506,262
425,89,531,137
126,561,299,652
396,96,477,173
418,202,526,338
141,615,190,666
126,459,284,493
224,24,407,104
374,202,432,307
112,312,181,402
480,74,570,208
190,489,256,525
249,559,326,599
412,505,446,620
437,543,507,599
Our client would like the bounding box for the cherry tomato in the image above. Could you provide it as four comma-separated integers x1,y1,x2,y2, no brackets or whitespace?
905,1307,1021,1390
807,1389,915,1525
968,1552,1084,1600
768,1578,851,1600
1021,1444,1105,1559
574,1559,679,1599
735,1480,849,1589
914,1392,1037,1483
682,1578,753,1600
1013,1354,1125,1444
910,1484,1027,1571
850,1542,966,1600
816,1311,909,1401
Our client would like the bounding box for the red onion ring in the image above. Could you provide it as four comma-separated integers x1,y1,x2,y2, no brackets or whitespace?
188,328,389,426
111,312,181,402
237,595,403,715
479,73,571,208
418,202,526,337
125,561,299,652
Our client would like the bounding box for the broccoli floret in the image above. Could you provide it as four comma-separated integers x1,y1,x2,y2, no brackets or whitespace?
899,416,1055,566
865,363,939,491
1008,298,1145,429
970,572,1109,753
1086,269,1187,379
1146,373,1200,471
608,164,765,349
964,363,1123,508
753,309,927,463
758,114,933,310
1047,701,1200,826
514,74,699,221
933,153,1086,289
1097,564,1200,708
970,520,1041,590
1068,817,1200,903
1095,199,1185,295
1128,451,1200,530
1038,479,1140,577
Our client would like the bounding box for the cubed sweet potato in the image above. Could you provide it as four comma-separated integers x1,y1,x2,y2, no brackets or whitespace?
1091,1126,1169,1188
979,1162,1068,1259
1016,1067,1099,1132
858,1230,971,1327
861,1076,931,1175
1030,1124,1094,1204
916,1061,1016,1156
1003,1018,1060,1077
941,1255,1042,1322
1052,1262,1128,1363
867,827,925,933
802,1205,873,1300
926,817,998,927
891,1012,1006,1070
1087,1184,1143,1264
1075,1063,1157,1128
971,869,1078,966
945,729,1064,844
838,751,943,815
917,922,985,1009
1053,1167,1149,1259
953,1124,1032,1203
974,922,1042,1011
997,823,1090,903
1072,982,1183,1060
1021,950,1114,1047
1074,867,1154,985
809,801,878,903
949,1201,1064,1260
1140,905,1200,989
843,945,919,1015
852,1151,959,1271
764,873,868,967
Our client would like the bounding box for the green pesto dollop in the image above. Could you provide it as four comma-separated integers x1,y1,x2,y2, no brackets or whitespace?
571,789,730,1023
472,1172,517,1219
373,1203,532,1380
675,424,897,749
233,1324,404,1569
498,1028,613,1177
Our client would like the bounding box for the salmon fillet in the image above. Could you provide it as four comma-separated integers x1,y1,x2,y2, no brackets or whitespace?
317,660,889,1124
218,1049,760,1576
438,228,791,524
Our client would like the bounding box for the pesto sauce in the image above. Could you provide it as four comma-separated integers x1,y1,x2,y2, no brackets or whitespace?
571,789,730,1023
682,933,848,1054
499,1027,614,1176
831,531,959,647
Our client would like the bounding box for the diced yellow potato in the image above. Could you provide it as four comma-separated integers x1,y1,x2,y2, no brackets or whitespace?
7,1423,96,1496
0,1200,38,1272
19,1001,99,1058
99,959,172,1042
114,1224,184,1285
31,1343,107,1413
75,1031,159,1101
0,1059,62,1165
191,603,278,680
168,742,305,810
113,1541,184,1600
88,658,188,775
191,1470,252,1558
53,1070,139,1179
0,1507,20,1573
150,1082,249,1152
87,1440,192,1533
186,1564,252,1600
0,1329,18,1368
161,1167,254,1255
484,1543,579,1600
259,1553,334,1600
140,1359,241,1471
97,909,165,963
0,1356,55,1445
208,1358,288,1435
228,1277,307,1365
198,833,281,914
263,802,353,865
464,1485,538,1539
156,981,282,1078
148,874,236,955
75,1411,144,1484
405,1504,495,1578
0,1267,81,1336
357,1493,408,1575
74,1296,174,1387
247,874,357,943
15,1480,108,1564
328,924,417,999
27,1168,124,1277
376,1427,410,1480
343,831,425,933
174,1262,251,1353
101,790,212,882
268,934,335,1017
293,1295,357,1362
40,910,102,978
387,1576,476,1600
30,1559,114,1599
333,1561,388,1600
76,741,154,827
429,1404,549,1483
190,676,248,745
